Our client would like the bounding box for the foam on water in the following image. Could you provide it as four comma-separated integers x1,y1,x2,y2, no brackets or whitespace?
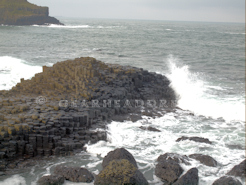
86,111,245,184
0,56,42,90
165,55,245,122
0,175,26,185
33,24,91,29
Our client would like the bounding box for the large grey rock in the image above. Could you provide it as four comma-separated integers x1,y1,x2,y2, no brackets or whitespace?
37,175,65,185
212,176,242,185
173,168,199,185
102,148,137,169
227,159,246,178
95,159,148,185
54,165,94,183
189,154,217,167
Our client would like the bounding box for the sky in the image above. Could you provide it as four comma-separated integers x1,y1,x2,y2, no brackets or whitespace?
29,0,245,23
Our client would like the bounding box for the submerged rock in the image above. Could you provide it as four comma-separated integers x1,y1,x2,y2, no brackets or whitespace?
139,126,161,132
212,176,242,185
53,165,94,183
102,148,138,169
189,154,217,167
173,168,199,185
226,159,246,178
176,136,212,144
95,159,148,185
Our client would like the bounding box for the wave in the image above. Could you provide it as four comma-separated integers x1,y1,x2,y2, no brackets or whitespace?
33,24,121,29
0,56,42,90
165,55,245,122
33,24,91,29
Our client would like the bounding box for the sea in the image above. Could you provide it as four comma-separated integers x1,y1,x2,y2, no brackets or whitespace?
0,17,245,185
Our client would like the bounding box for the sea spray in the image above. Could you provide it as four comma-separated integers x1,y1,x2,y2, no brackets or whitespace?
0,56,42,90
165,55,245,122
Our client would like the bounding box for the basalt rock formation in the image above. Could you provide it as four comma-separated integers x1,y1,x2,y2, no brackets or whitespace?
0,0,63,25
0,57,176,170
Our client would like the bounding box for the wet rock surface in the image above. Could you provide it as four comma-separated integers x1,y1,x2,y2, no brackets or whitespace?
173,168,199,185
53,165,94,182
226,159,246,178
176,136,212,144
0,57,176,171
189,154,217,167
157,153,191,165
37,174,65,185
212,176,242,185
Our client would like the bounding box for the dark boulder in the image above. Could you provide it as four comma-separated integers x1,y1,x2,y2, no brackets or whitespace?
226,159,246,178
157,153,191,165
173,168,199,185
189,154,217,167
139,126,161,132
95,159,148,185
102,148,137,169
176,136,212,144
155,160,183,184
54,165,94,183
37,175,65,185
212,176,242,185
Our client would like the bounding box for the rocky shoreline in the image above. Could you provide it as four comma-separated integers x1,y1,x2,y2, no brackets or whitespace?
0,57,176,171
0,57,245,184
36,148,245,185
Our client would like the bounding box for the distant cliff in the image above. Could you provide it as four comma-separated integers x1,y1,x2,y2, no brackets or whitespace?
0,0,63,25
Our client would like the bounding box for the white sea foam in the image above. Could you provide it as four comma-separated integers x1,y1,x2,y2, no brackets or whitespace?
33,24,91,29
165,55,245,122
0,175,26,185
86,113,245,184
0,56,42,90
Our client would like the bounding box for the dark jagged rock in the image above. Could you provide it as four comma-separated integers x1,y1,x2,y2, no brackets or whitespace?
155,160,183,184
226,159,246,178
189,154,217,167
37,175,65,185
53,165,94,183
0,0,63,25
139,126,161,132
176,136,212,144
212,176,242,185
0,57,176,170
155,153,185,184
173,168,199,185
102,148,138,169
157,153,191,165
95,159,148,185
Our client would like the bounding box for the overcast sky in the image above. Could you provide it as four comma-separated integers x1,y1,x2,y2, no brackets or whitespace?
29,0,245,23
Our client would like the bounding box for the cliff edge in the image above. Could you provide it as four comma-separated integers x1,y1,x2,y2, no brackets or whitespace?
0,0,63,25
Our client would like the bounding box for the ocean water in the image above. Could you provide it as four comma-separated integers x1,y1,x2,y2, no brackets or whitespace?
0,18,245,185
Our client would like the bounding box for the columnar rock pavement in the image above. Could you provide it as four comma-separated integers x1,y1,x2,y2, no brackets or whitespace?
0,57,176,170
